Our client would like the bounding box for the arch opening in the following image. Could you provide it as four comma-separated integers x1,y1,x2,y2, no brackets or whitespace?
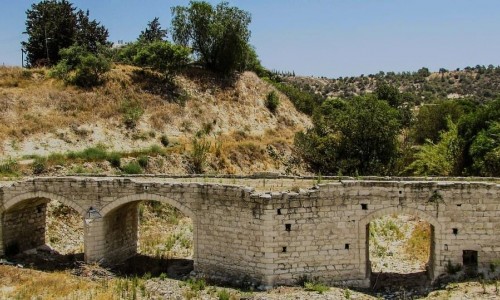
101,196,195,279
367,214,434,291
2,197,84,271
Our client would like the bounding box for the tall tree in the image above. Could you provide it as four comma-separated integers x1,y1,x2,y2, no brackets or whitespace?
23,0,108,67
74,9,109,53
171,1,252,75
295,95,401,175
138,17,167,43
23,0,77,66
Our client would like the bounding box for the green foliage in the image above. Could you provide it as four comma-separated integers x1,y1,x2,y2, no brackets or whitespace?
23,0,108,67
266,79,323,115
191,136,211,173
137,155,149,168
121,161,143,174
217,289,231,300
469,122,500,176
406,118,461,176
295,95,400,175
121,99,144,129
51,44,111,87
160,134,170,147
32,156,47,174
265,91,280,114
304,281,329,294
375,83,400,107
411,100,470,144
171,1,252,75
138,17,167,43
0,158,19,177
132,41,191,74
186,278,206,292
107,152,122,168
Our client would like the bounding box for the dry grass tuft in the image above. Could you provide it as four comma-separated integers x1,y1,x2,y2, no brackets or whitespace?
405,221,431,262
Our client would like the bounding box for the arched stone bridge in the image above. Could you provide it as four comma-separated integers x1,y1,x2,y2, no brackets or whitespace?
0,176,499,288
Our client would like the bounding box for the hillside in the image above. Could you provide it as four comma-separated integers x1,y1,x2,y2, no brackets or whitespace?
0,66,311,176
281,65,500,102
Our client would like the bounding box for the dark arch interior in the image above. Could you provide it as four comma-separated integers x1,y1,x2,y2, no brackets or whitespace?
2,198,84,271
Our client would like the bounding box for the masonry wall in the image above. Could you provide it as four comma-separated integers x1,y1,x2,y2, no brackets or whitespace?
0,177,499,288
2,198,48,254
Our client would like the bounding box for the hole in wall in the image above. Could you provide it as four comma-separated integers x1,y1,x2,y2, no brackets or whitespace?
277,208,282,215
453,228,458,235
345,243,350,250
361,204,368,210
282,247,287,253
285,224,291,231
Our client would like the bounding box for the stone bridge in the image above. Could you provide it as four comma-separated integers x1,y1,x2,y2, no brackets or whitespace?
0,176,499,288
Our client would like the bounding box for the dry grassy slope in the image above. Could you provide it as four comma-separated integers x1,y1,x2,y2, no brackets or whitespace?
0,66,312,174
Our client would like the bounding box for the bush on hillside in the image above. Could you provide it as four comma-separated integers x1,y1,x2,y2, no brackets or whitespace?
265,91,280,114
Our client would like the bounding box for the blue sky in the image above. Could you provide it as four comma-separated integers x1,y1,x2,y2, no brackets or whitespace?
1,0,499,78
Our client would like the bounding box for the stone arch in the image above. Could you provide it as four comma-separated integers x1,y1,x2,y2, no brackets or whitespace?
100,193,195,219
3,191,86,216
95,192,198,266
358,206,443,281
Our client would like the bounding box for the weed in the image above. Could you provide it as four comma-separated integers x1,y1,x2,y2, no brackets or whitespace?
47,153,66,165
344,287,352,299
191,137,211,173
137,155,149,168
446,260,462,274
304,281,329,294
106,152,121,168
0,158,19,176
217,289,231,300
32,156,47,174
187,278,206,291
121,99,144,129
265,90,280,114
160,134,170,147
121,162,143,174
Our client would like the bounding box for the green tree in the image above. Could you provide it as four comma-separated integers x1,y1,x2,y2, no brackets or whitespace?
74,9,109,53
406,118,461,176
23,0,108,67
23,0,77,66
171,1,252,75
133,41,191,74
295,95,401,175
51,44,111,87
138,17,167,43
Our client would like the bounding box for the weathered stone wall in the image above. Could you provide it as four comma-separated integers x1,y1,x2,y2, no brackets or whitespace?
0,177,499,288
2,198,48,254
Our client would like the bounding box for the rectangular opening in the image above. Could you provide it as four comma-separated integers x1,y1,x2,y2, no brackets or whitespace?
453,228,458,235
345,243,350,250
361,204,368,210
277,208,281,215
463,250,478,273
282,247,287,253
285,224,291,231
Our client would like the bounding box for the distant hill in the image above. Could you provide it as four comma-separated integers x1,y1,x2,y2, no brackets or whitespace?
280,65,500,103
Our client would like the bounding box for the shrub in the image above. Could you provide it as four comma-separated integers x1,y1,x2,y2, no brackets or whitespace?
121,99,144,129
186,278,206,292
32,156,47,174
121,162,143,174
304,281,329,294
217,289,231,300
160,134,170,147
265,91,280,114
191,137,211,173
137,155,149,168
0,158,19,176
107,152,122,168
51,45,111,88
446,260,462,274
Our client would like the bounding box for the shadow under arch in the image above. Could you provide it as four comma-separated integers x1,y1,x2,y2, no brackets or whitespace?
1,191,86,257
97,192,198,275
358,206,443,284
